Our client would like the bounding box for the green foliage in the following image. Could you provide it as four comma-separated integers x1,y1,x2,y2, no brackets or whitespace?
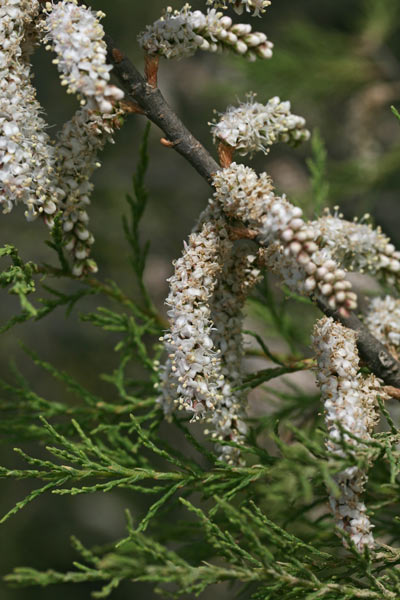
2,396,400,599
391,105,400,122
122,121,154,312
0,245,38,319
45,213,71,274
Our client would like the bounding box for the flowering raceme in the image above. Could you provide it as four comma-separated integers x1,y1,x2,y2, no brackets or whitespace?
0,0,60,221
313,317,385,551
53,109,121,276
158,201,261,464
40,0,124,112
206,243,262,463
365,295,400,351
158,208,233,421
212,163,357,313
138,4,273,61
0,0,124,274
211,94,310,156
40,1,124,274
310,210,400,283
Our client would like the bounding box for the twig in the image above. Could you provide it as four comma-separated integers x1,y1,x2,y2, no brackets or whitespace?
105,36,220,182
37,265,168,329
144,54,159,88
383,385,400,400
218,141,235,168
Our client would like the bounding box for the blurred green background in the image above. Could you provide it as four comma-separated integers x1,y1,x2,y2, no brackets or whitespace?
2,0,400,598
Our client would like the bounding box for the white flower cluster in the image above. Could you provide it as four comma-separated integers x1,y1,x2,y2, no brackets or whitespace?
40,0,124,113
138,4,273,61
206,0,271,17
312,317,384,551
158,209,233,420
0,0,124,274
310,211,400,282
206,241,262,463
0,0,60,220
211,95,310,156
212,163,357,314
158,204,262,464
365,296,400,351
53,109,118,276
41,0,124,275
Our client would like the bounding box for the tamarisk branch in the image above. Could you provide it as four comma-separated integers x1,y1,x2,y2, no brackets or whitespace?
103,35,400,390
105,35,220,182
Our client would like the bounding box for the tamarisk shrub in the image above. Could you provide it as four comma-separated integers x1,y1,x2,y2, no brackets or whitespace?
1,1,400,598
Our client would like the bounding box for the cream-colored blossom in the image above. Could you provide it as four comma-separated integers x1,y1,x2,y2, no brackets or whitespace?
205,242,262,463
52,108,119,276
310,211,400,283
40,0,124,112
212,164,357,314
211,94,309,156
313,317,384,551
364,295,400,350
158,203,262,464
138,4,272,61
157,208,233,419
0,0,60,220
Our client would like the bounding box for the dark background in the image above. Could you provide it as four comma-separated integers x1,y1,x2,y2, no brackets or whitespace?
2,0,400,598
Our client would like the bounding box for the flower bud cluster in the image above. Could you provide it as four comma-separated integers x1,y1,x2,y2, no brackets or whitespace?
53,108,118,276
205,240,262,463
211,94,309,156
365,295,400,351
206,0,271,17
262,242,356,313
312,317,384,551
40,0,124,113
0,0,60,220
157,208,233,419
212,164,357,314
310,211,400,283
138,4,273,61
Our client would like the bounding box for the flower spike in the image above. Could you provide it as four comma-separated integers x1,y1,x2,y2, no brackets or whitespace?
40,0,124,112
138,5,273,61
